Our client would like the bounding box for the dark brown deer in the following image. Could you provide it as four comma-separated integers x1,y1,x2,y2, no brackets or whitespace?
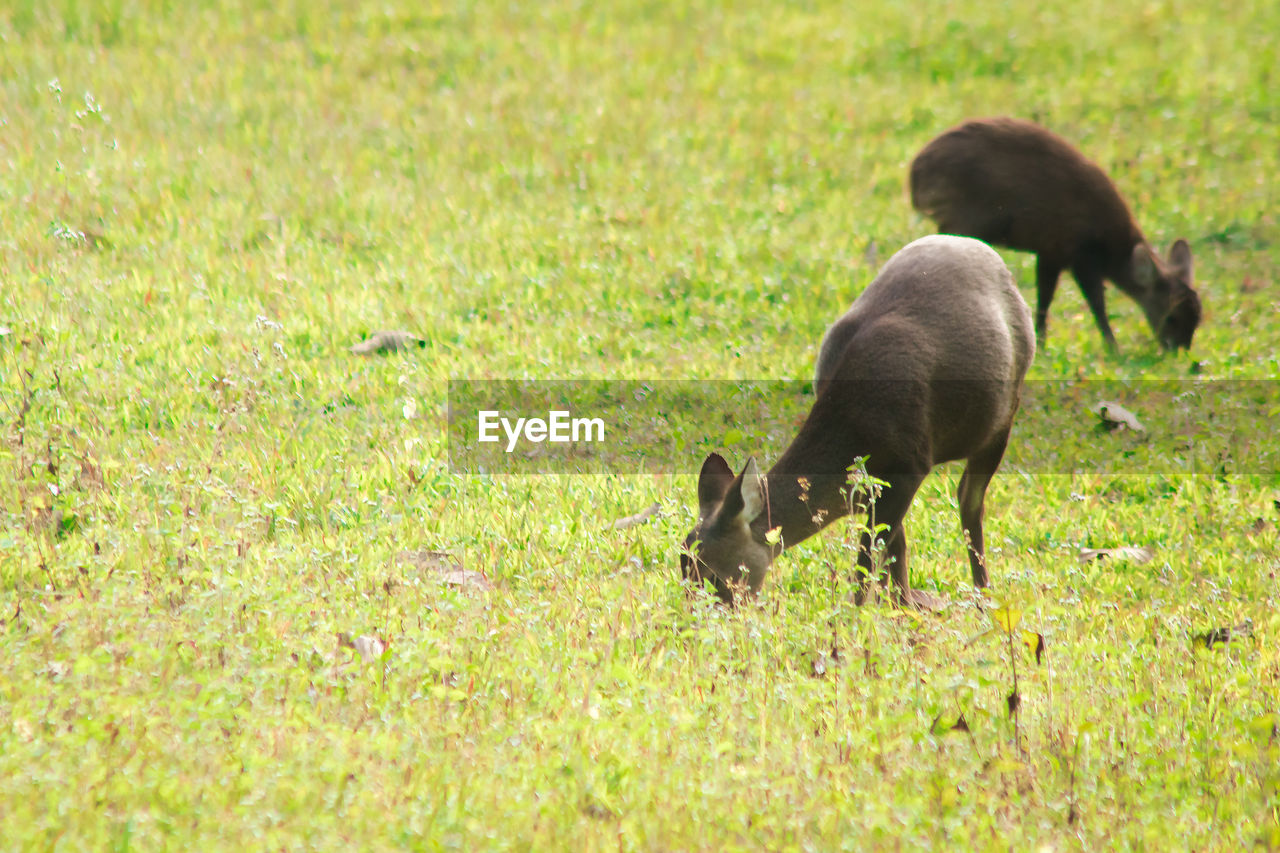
910,117,1201,351
680,235,1035,609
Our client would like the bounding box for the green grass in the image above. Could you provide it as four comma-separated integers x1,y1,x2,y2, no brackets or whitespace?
2,0,1279,848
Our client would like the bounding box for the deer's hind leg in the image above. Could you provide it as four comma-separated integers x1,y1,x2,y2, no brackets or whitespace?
957,425,1014,590
1034,256,1066,343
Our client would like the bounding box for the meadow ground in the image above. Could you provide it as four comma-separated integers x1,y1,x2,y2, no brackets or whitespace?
2,0,1279,848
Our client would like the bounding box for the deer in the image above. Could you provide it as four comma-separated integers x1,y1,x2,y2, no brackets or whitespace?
679,235,1035,609
909,116,1201,352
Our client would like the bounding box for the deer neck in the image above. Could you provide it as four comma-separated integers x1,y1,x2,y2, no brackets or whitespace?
754,460,854,551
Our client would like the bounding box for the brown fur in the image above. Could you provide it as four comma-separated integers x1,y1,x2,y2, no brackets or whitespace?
910,117,1201,350
680,236,1035,608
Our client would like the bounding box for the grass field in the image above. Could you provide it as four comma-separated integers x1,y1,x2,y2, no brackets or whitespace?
2,0,1279,848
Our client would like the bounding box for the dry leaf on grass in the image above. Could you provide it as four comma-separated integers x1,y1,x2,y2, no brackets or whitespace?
930,712,972,735
397,549,462,573
439,569,494,591
1078,545,1155,564
396,549,494,591
909,588,947,612
1192,619,1254,650
810,648,843,678
350,330,426,355
1023,631,1047,665
611,502,660,530
1092,401,1145,433
580,796,618,821
337,632,387,663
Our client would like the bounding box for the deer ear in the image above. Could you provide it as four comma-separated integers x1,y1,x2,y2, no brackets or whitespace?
1168,239,1193,280
719,457,766,525
1130,242,1158,289
697,453,736,510
738,458,766,523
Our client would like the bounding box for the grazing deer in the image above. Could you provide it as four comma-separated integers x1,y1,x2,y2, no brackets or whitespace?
680,235,1034,609
910,116,1201,351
